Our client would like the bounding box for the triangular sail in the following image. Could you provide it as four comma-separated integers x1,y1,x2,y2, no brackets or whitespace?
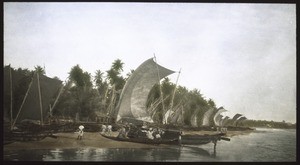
114,58,175,123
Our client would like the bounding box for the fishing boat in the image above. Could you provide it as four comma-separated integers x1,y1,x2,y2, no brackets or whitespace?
101,133,178,145
103,57,229,146
3,66,63,142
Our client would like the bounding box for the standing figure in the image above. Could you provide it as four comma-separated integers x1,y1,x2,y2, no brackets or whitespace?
77,125,84,140
178,131,183,146
107,125,112,136
146,128,154,140
101,124,107,134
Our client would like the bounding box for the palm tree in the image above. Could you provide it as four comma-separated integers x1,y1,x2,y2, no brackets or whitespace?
69,65,92,88
34,65,45,75
112,59,124,73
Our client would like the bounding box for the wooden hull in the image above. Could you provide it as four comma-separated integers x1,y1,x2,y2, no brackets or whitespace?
101,133,228,145
101,134,177,145
181,134,224,145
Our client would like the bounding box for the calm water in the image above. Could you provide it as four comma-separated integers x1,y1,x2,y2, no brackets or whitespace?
3,128,297,162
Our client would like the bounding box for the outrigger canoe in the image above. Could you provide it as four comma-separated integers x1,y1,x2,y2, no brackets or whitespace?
100,133,178,145
101,132,229,145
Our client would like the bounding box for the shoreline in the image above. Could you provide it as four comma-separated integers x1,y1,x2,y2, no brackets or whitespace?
3,129,254,151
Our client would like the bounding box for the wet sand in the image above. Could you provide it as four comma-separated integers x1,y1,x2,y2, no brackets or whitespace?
3,130,254,151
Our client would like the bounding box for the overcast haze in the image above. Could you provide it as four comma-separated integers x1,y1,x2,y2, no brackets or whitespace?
4,3,296,123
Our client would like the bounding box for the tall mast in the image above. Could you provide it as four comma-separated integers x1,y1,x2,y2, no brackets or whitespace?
9,65,13,130
11,72,35,129
153,54,166,123
37,72,43,126
50,84,64,115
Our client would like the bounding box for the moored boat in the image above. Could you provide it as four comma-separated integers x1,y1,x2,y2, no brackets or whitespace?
100,133,178,145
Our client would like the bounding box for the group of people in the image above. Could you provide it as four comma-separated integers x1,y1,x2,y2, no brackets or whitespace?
116,122,165,141
101,124,113,136
143,127,164,140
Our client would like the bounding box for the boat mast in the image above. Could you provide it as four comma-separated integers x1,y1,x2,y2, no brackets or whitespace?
153,54,166,124
11,72,36,129
37,72,44,126
9,65,13,130
49,83,64,116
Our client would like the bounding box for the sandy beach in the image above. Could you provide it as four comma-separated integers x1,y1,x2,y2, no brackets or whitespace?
3,130,254,151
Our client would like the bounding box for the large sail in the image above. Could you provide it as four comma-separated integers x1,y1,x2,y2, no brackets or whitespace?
114,58,175,123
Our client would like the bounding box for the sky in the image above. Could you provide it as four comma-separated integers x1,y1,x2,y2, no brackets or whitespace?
4,3,296,123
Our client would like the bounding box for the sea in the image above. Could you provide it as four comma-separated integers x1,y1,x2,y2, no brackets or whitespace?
3,128,297,162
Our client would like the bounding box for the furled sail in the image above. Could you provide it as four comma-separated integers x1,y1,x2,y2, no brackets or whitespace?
114,58,175,123
201,108,215,126
213,108,227,126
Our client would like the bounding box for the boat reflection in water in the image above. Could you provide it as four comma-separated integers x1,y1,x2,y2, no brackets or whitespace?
4,145,220,161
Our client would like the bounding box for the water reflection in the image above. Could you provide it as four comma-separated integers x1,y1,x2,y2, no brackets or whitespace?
3,129,296,162
183,145,216,158
4,146,217,161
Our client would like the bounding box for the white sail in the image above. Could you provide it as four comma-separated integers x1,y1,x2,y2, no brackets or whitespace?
235,116,247,126
221,116,230,126
213,108,227,126
201,108,215,126
191,110,199,127
114,58,175,123
218,115,224,127
231,114,243,126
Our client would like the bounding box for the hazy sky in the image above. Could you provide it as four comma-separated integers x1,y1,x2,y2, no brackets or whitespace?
4,3,296,123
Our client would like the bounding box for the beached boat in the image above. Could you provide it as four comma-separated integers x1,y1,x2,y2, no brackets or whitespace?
100,133,178,145
104,58,230,146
